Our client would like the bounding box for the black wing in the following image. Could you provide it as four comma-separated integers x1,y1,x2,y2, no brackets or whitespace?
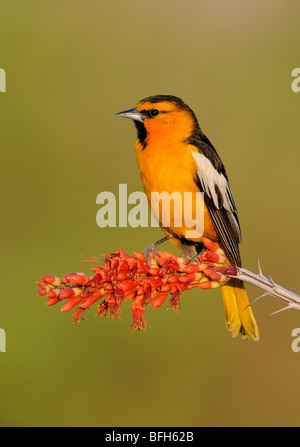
189,137,242,267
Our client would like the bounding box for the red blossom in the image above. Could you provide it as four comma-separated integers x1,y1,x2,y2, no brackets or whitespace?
36,238,237,332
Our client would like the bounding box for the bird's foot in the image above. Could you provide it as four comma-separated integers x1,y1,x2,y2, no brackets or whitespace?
143,235,171,267
143,243,158,267
185,245,206,264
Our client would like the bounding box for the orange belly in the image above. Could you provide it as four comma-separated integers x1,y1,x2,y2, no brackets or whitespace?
135,139,218,243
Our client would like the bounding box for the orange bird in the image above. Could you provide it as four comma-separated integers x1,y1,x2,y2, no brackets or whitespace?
115,95,259,340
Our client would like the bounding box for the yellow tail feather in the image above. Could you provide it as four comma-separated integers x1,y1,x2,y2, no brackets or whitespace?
221,278,259,341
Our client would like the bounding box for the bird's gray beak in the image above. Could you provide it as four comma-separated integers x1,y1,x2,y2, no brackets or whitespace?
114,107,144,123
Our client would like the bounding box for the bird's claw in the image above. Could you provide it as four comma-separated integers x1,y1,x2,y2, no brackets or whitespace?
185,247,206,265
185,254,201,265
143,244,158,267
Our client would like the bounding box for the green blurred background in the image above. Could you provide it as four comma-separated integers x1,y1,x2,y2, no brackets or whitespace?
1,0,300,427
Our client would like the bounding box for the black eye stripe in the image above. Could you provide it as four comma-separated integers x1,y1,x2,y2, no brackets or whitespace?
140,108,169,118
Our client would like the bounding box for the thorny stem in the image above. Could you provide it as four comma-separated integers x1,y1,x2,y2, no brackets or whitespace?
226,260,300,314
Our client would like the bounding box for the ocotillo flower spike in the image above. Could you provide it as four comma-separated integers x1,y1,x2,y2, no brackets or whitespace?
36,238,236,332
36,238,300,332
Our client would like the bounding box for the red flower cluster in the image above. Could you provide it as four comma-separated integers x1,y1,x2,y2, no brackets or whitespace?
36,238,237,332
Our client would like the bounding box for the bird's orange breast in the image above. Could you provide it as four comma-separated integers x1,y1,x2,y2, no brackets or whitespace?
135,138,218,242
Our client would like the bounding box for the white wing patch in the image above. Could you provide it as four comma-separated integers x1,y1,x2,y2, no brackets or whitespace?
192,151,235,212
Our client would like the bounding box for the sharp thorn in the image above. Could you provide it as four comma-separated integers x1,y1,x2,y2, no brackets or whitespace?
251,292,268,304
257,257,263,275
257,264,269,282
268,305,291,316
242,292,268,311
268,274,275,286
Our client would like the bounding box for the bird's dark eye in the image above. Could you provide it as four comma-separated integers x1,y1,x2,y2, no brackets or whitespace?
149,109,159,118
